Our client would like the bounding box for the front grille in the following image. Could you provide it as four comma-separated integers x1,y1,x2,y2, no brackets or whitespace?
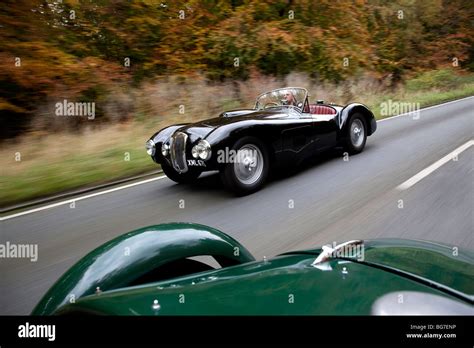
170,132,188,173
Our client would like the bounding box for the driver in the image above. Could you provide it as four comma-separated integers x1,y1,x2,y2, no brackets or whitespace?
282,91,297,106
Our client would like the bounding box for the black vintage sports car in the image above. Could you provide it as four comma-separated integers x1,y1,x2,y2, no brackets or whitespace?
146,87,376,195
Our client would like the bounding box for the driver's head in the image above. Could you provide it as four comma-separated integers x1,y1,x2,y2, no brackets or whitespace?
283,91,296,105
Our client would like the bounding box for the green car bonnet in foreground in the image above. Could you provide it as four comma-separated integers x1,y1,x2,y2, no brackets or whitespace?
33,223,474,315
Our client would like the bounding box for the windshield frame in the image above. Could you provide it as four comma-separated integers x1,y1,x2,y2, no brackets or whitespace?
254,87,308,113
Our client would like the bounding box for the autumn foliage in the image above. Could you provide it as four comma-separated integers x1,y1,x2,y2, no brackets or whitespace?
0,0,472,138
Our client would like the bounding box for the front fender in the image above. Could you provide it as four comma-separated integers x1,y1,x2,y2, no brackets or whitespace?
340,103,377,136
150,124,187,144
32,223,254,315
205,121,281,160
148,124,187,164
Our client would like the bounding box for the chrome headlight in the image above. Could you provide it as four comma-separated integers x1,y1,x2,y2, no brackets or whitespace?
191,140,211,160
145,139,155,156
161,143,170,157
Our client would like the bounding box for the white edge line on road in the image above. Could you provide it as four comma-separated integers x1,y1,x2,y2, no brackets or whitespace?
396,140,474,191
0,175,167,221
2,96,473,221
377,95,474,122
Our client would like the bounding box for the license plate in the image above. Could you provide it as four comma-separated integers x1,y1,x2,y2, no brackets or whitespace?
187,159,206,167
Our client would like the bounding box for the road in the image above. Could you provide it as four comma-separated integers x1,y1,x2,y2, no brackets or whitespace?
1,96,473,315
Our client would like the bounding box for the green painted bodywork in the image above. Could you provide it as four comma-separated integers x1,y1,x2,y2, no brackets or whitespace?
33,223,474,316
32,223,254,315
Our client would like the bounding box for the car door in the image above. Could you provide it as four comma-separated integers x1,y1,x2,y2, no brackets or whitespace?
305,105,339,152
280,108,315,161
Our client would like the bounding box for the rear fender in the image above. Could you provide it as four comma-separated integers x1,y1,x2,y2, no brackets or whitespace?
340,103,377,136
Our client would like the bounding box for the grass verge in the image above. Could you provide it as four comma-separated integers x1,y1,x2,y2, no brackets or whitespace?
1,70,473,208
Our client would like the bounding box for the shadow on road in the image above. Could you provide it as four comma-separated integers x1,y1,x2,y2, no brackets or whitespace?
156,144,376,197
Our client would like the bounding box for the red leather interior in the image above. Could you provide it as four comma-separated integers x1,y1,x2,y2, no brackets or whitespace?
309,104,336,115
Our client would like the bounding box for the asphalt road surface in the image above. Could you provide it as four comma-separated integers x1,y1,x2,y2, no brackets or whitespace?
1,97,473,315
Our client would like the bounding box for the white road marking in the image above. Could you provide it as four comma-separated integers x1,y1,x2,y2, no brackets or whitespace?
396,140,474,191
377,95,474,122
2,97,473,220
0,175,167,221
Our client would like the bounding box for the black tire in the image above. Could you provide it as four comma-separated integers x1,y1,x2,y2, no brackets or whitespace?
161,161,201,184
220,137,270,195
343,113,367,154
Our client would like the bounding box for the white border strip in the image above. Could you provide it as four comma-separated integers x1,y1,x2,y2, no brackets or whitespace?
397,140,473,191
0,175,167,221
2,96,473,221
